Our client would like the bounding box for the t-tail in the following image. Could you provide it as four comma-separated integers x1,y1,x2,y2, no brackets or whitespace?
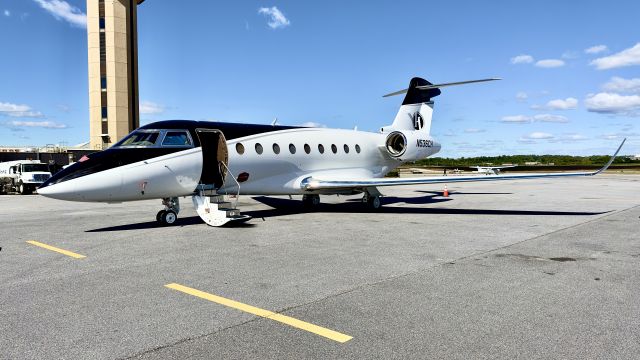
383,76,501,135
380,76,500,162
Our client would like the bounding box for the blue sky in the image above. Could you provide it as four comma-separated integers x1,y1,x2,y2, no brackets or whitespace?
1,0,639,157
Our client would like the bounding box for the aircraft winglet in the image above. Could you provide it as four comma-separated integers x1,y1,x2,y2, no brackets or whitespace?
591,138,626,175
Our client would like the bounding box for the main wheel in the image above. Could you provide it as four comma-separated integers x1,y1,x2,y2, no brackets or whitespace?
302,194,320,208
367,195,382,210
161,210,178,225
156,210,166,223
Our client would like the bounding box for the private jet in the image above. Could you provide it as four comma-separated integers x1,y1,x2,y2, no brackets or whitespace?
38,77,625,226
471,165,517,175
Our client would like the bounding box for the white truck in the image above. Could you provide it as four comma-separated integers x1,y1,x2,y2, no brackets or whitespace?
0,160,52,195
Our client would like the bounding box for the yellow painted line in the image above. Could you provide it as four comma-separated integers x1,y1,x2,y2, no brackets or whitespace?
165,283,353,343
26,240,86,259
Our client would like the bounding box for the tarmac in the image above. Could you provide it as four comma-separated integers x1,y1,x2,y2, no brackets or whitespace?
1,174,639,359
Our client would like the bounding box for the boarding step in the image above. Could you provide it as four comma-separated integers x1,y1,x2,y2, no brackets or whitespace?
192,193,251,227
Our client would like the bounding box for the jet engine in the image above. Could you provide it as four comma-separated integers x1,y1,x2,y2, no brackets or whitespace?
385,131,440,162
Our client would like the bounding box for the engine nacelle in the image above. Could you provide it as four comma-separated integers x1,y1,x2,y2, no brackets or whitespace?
385,131,440,162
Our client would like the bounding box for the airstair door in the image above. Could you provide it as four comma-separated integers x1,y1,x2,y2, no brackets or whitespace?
195,129,228,189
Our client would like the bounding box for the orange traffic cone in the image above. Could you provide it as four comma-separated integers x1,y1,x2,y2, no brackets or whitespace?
443,185,449,197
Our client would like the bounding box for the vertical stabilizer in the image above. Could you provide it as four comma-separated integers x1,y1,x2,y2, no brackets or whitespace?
388,77,440,135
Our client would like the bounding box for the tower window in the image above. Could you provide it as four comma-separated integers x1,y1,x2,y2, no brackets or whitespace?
99,18,105,29
101,77,107,90
101,107,108,119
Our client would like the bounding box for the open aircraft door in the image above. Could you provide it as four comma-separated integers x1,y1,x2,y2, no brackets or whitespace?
195,129,228,189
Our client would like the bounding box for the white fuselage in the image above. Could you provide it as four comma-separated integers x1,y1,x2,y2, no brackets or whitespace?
38,127,441,202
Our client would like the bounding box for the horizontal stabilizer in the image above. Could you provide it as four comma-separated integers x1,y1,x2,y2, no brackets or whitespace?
383,78,501,98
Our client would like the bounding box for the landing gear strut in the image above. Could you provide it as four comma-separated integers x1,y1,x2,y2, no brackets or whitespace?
302,194,320,209
362,187,382,210
157,197,180,226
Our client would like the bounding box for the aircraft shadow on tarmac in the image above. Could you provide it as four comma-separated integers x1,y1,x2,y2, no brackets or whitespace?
86,191,608,232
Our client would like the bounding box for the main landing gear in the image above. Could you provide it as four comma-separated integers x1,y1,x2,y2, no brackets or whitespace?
157,197,180,226
362,187,383,210
302,194,320,209
362,193,382,210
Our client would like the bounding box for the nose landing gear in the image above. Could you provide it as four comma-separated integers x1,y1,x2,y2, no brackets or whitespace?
157,197,180,226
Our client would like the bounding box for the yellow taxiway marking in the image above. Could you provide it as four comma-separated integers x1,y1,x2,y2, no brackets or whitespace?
26,240,86,259
165,283,353,343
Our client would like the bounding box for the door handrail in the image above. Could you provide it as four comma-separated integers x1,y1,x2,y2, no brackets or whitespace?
219,161,240,209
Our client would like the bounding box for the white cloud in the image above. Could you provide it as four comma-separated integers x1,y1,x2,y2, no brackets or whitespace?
533,114,569,123
516,92,528,102
464,128,485,133
298,121,326,128
0,102,44,118
535,59,565,68
602,77,640,94
501,114,569,124
9,120,67,129
584,45,608,54
532,97,578,110
501,115,532,124
258,6,290,29
33,0,86,28
510,54,534,64
590,43,640,70
599,132,639,140
139,101,165,115
584,92,640,114
524,132,554,140
4,10,10,17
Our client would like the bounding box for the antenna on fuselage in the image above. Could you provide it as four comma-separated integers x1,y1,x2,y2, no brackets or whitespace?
271,117,278,126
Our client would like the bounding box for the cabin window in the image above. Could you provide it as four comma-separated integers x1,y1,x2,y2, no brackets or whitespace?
118,130,160,147
273,143,280,154
236,143,245,155
331,144,337,154
355,144,361,153
162,131,192,146
255,143,263,155
344,144,350,153
289,144,296,154
304,144,311,154
318,144,325,154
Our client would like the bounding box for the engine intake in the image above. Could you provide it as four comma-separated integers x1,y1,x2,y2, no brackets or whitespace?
386,132,407,157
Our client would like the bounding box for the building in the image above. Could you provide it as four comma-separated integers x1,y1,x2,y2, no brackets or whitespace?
86,0,145,150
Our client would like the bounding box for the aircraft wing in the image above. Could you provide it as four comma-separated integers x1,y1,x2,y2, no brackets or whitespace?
301,139,625,191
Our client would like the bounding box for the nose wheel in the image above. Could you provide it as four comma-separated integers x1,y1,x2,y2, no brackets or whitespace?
362,187,383,210
157,197,180,226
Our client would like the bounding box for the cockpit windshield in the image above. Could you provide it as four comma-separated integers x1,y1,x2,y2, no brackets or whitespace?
117,130,160,147
114,129,194,148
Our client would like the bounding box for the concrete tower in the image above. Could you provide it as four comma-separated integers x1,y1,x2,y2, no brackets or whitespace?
87,0,144,150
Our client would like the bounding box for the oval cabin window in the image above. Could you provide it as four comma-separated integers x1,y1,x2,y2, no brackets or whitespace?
273,143,280,154
289,144,296,154
344,144,350,153
255,143,263,155
355,144,361,153
318,144,325,154
304,144,311,154
236,143,245,155
331,144,337,154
